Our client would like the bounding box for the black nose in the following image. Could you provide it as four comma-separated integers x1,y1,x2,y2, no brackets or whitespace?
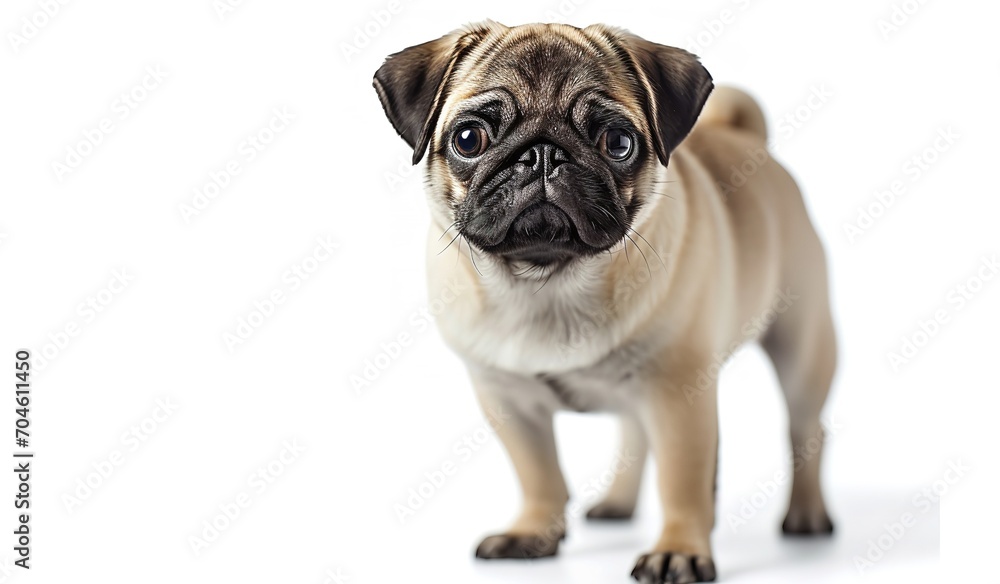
516,142,570,178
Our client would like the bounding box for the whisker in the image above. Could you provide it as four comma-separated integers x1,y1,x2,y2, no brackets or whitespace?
533,269,556,295
628,228,667,271
648,180,678,200
438,231,462,255
468,239,484,276
512,262,544,278
623,232,651,280
437,221,459,241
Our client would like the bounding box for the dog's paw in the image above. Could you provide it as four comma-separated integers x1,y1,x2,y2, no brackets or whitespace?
585,501,635,521
782,507,834,536
631,552,716,584
474,532,561,559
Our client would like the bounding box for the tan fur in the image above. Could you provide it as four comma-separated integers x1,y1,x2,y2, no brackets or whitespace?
385,22,836,580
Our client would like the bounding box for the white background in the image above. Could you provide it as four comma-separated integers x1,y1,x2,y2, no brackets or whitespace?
1,0,998,582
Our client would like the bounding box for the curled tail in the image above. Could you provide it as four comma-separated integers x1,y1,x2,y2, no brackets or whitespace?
697,86,768,142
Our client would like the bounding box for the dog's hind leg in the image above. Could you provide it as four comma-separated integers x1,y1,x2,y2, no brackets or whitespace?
586,413,648,521
762,280,837,535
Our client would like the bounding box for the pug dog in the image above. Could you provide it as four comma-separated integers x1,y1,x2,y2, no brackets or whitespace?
374,21,836,583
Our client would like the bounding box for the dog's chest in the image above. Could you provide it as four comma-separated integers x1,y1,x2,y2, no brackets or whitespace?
441,275,623,373
534,341,649,412
439,292,652,411
432,256,665,411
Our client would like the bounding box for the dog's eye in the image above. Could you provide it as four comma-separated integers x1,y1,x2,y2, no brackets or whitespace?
602,128,633,160
453,125,489,158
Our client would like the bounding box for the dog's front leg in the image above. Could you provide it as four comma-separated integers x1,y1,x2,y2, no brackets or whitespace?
470,369,568,560
631,361,719,583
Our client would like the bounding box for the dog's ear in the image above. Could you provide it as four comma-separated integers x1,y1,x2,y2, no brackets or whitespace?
617,34,714,166
373,22,500,165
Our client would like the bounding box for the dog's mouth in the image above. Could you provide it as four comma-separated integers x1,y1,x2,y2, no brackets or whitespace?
475,202,599,267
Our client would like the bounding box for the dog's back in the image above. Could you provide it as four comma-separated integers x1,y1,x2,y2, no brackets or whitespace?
675,86,838,535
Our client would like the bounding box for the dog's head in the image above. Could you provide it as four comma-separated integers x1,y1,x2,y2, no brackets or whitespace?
374,22,712,271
